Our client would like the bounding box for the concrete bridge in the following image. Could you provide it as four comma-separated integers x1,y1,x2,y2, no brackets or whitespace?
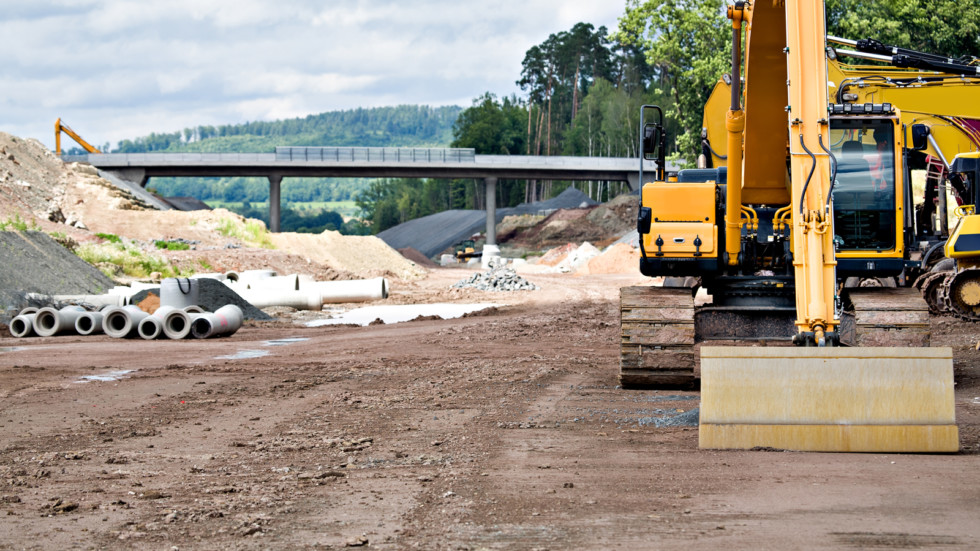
68,147,660,239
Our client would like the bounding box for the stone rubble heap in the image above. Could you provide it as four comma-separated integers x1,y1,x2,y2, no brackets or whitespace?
452,260,539,292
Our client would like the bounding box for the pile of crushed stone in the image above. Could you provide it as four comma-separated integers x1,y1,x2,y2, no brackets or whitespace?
0,231,115,322
452,261,539,292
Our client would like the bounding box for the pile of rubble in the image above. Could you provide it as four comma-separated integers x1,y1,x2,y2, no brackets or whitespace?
452,260,539,292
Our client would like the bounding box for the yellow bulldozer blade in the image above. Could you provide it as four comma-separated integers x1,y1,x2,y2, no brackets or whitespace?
699,347,959,452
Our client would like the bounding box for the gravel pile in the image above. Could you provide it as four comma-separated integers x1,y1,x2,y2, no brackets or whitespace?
452,261,539,292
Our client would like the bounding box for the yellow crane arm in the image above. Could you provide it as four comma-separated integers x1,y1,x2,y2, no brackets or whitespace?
55,118,102,156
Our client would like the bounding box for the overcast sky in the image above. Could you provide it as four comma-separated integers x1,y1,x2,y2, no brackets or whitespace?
1,1,625,150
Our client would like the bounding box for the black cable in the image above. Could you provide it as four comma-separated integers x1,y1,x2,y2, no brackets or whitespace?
818,134,837,207
799,134,817,214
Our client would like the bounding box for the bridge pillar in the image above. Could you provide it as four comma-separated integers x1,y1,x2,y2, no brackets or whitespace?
484,176,497,246
268,175,282,233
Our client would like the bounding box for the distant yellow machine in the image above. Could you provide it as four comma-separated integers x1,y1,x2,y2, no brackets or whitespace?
55,118,101,156
623,0,962,452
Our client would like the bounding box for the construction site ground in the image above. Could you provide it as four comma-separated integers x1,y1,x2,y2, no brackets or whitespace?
2,268,979,550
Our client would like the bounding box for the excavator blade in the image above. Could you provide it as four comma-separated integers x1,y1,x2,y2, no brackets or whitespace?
699,347,959,452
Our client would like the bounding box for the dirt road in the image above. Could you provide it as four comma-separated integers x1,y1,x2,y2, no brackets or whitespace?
2,270,978,549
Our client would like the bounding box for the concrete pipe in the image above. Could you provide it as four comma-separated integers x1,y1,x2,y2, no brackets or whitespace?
75,312,105,336
103,305,149,338
184,305,205,314
160,278,200,309
190,273,227,281
190,305,244,339
313,277,389,304
162,308,193,339
248,274,299,291
9,313,36,338
33,305,86,337
223,271,240,283
137,305,176,340
238,289,323,310
19,307,39,316
236,269,277,286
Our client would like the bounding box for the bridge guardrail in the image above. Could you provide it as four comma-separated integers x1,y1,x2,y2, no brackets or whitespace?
275,147,476,163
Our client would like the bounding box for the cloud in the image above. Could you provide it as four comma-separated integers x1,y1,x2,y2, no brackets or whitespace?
0,0,625,149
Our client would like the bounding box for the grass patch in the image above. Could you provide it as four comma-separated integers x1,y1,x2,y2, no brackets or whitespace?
216,217,275,249
95,232,121,243
76,242,180,279
197,258,213,271
154,240,191,251
0,214,38,231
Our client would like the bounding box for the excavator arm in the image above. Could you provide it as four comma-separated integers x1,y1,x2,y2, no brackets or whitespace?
55,118,102,156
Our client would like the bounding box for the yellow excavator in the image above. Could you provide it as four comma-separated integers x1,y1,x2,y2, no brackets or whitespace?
624,0,962,452
699,35,980,316
55,118,101,156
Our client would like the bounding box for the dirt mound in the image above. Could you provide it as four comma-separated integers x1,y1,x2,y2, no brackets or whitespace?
397,247,439,269
586,193,637,236
269,231,424,280
0,132,151,230
0,231,115,318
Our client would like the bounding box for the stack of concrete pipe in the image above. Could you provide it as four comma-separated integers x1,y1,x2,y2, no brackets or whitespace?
8,303,244,340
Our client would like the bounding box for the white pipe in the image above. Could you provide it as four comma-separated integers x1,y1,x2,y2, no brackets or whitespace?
235,269,277,286
162,308,193,339
190,272,227,281
184,305,205,314
19,307,39,316
160,278,200,309
190,305,244,339
75,311,105,335
10,313,36,338
247,274,299,291
311,277,389,304
224,270,240,283
103,305,149,338
238,289,323,310
33,306,86,337
138,305,176,340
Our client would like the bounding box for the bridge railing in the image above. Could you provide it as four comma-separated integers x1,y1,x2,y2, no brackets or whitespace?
275,147,476,163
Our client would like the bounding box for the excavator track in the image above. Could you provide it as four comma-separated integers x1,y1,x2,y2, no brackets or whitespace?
941,268,980,321
620,286,696,388
913,271,952,315
840,287,931,347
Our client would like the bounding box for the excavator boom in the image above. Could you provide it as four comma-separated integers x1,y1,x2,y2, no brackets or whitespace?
55,118,101,156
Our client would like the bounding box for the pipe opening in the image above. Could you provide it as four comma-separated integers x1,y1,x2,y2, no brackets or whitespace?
11,318,29,336
36,312,57,331
107,314,128,332
77,317,93,332
191,318,212,339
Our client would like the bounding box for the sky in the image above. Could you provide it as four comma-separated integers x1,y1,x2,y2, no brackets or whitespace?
1,0,626,150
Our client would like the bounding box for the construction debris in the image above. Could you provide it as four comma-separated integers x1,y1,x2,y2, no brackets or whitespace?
452,260,539,292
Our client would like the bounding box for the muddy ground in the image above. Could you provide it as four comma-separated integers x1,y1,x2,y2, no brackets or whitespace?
1,269,979,550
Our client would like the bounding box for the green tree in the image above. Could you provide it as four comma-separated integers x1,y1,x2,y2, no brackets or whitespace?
827,0,980,58
615,0,729,164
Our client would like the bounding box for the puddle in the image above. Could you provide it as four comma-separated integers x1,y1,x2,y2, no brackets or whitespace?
264,337,310,346
306,303,497,327
215,349,270,360
0,347,27,353
76,370,134,383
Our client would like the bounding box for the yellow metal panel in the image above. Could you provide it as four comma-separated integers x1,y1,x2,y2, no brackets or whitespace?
741,1,790,206
946,214,980,259
699,424,959,452
644,222,716,255
643,182,716,223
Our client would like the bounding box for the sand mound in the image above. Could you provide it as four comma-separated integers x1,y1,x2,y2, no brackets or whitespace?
580,242,641,275
269,231,424,280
